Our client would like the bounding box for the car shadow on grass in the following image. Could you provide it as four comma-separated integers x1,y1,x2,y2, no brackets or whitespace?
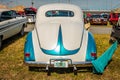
28,66,93,75
1,33,27,51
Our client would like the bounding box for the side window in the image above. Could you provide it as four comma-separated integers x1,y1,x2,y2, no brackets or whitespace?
1,11,12,20
1,11,11,17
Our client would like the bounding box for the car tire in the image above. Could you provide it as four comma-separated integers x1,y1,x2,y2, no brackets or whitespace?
19,27,24,36
29,66,35,71
29,66,39,71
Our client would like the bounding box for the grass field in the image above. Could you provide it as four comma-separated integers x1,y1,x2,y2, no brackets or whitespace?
0,34,120,80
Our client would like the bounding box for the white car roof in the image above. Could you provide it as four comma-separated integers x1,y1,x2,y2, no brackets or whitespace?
39,3,81,10
36,3,83,24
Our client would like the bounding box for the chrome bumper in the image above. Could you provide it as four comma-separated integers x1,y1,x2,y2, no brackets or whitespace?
24,60,92,68
24,59,93,75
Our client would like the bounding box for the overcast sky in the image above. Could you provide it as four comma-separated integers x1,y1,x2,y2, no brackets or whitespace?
0,0,120,10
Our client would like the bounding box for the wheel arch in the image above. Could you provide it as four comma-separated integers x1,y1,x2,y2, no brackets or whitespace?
85,32,97,61
22,23,27,28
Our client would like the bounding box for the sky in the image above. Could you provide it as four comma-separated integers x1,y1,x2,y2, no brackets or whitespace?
0,0,120,10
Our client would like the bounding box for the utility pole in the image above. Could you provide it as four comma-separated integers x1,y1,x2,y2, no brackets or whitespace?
31,0,34,7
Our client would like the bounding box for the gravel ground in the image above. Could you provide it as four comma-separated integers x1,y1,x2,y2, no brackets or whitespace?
89,26,112,34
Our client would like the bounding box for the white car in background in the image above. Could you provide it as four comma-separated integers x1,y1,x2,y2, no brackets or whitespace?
0,9,27,49
24,7,37,23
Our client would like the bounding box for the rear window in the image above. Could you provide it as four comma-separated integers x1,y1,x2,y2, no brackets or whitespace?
102,14,108,18
45,10,74,17
24,8,36,15
25,11,36,15
91,15,102,18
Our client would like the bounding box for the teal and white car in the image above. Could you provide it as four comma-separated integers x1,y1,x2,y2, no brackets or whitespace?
24,3,97,75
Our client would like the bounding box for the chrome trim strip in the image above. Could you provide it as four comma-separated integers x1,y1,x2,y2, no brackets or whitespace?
24,61,92,67
0,19,26,31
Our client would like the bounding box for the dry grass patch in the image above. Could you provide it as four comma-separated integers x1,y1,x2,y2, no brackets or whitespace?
0,34,120,80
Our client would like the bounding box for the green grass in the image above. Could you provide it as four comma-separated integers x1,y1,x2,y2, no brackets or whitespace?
0,34,120,80
107,22,112,27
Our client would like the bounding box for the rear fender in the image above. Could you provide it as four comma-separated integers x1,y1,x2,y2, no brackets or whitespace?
86,32,97,61
24,32,35,61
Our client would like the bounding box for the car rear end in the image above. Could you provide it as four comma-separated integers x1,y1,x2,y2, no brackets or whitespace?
90,14,103,25
24,3,97,75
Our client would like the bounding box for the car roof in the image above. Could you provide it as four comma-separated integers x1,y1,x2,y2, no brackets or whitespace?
37,3,83,23
38,3,82,15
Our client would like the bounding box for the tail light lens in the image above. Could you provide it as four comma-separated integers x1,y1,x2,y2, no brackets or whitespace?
91,53,97,57
25,53,30,57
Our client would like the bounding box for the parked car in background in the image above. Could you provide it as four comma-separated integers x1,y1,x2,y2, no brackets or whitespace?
90,14,108,25
0,9,27,49
24,7,37,23
109,13,119,25
101,13,109,21
17,11,25,17
24,3,97,75
109,17,120,44
0,10,18,21
84,13,91,24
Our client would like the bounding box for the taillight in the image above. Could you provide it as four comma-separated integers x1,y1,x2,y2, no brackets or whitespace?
25,53,30,57
91,53,96,57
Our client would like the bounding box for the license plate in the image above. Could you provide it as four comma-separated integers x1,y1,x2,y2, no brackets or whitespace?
54,61,68,68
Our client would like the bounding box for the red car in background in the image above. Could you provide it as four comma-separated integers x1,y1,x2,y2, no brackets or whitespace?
109,13,119,25
24,7,37,23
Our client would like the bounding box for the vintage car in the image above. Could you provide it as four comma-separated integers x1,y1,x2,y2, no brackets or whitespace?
0,9,27,49
24,3,97,75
